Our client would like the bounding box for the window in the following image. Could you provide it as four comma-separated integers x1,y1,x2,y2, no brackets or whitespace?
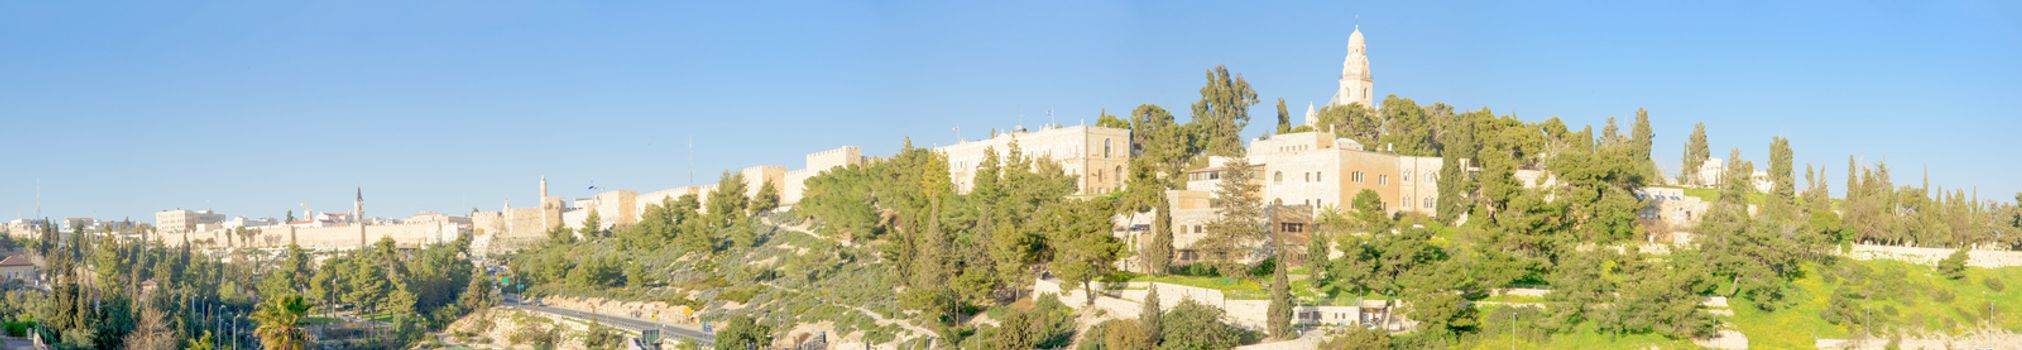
1352,171,1364,183
1378,175,1388,185
1424,197,1435,208
1104,139,1113,159
1403,196,1412,208
1404,173,1411,182
1274,171,1283,184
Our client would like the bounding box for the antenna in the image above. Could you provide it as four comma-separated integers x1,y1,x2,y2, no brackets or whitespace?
1048,108,1056,127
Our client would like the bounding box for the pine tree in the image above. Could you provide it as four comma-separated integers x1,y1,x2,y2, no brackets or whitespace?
750,178,780,216
1204,157,1266,275
1189,65,1259,157
578,209,603,239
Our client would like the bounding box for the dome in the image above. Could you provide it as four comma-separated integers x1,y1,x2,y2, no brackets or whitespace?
1348,26,1365,49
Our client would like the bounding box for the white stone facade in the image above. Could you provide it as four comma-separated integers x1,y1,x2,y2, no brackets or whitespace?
936,125,1130,195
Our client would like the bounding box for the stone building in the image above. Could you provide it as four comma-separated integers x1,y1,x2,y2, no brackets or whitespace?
154,209,225,234
0,254,36,285
936,124,1131,195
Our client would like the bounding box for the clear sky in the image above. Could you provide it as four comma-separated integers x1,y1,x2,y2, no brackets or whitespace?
2,1,2018,222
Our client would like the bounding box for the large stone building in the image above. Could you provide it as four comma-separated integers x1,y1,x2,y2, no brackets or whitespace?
936,124,1131,194
154,209,225,234
1136,25,1462,268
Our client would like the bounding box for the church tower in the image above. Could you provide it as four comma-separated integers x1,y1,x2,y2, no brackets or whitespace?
1328,25,1374,108
355,187,367,248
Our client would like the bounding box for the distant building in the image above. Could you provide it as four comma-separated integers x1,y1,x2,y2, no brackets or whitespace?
1692,158,1724,187
2,219,47,239
155,209,225,233
936,124,1131,195
0,255,36,285
61,218,96,232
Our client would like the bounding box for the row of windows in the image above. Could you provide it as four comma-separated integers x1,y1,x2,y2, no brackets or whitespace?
1402,195,1436,209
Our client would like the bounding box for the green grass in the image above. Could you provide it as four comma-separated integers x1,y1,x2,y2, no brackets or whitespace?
1725,259,2022,349
1681,187,1765,206
1127,274,1347,303
1539,324,1700,349
1480,294,1546,304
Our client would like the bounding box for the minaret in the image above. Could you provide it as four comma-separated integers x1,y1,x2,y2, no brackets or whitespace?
1328,24,1374,108
355,187,367,248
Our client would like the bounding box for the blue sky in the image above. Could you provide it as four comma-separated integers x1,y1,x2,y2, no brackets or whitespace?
2,1,2018,222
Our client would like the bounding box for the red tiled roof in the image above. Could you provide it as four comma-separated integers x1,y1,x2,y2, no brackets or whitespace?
0,255,33,267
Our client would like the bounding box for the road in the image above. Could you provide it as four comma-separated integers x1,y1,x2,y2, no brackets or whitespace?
504,301,716,347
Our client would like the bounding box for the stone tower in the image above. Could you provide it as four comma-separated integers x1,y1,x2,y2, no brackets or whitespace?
355,187,367,248
1328,25,1374,108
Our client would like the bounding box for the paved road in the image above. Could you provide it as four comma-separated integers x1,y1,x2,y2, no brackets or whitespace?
506,302,716,347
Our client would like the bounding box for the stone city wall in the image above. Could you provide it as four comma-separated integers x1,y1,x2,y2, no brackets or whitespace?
167,222,458,251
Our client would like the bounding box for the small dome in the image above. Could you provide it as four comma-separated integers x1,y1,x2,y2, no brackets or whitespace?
1348,26,1365,48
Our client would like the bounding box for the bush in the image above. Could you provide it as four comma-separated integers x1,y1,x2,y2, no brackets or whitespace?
2,322,28,337
1930,288,1955,303
1937,248,1969,280
1985,277,2006,292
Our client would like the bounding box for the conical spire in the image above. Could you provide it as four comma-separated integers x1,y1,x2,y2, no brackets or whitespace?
1304,102,1318,126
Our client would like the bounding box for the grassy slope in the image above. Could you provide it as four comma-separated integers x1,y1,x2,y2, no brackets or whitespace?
1727,259,2022,349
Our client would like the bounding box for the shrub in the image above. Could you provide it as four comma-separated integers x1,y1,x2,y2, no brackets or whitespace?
1937,248,1969,280
1985,277,2006,292
1930,288,1955,303
2,322,28,337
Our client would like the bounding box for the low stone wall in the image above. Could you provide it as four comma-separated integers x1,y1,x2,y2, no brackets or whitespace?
1033,278,1394,331
535,296,700,327
1848,245,2022,268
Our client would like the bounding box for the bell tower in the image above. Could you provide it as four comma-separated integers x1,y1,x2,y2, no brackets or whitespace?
1329,24,1374,108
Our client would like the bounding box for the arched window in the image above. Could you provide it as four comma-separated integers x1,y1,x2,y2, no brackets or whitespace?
1274,171,1284,184
1104,139,1113,159
1378,175,1388,185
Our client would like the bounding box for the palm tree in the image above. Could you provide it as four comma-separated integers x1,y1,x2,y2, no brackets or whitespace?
253,293,315,350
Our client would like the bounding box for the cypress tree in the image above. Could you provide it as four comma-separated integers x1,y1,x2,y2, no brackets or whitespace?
1682,123,1710,185
1143,196,1174,275
1141,287,1162,347
1267,233,1293,339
